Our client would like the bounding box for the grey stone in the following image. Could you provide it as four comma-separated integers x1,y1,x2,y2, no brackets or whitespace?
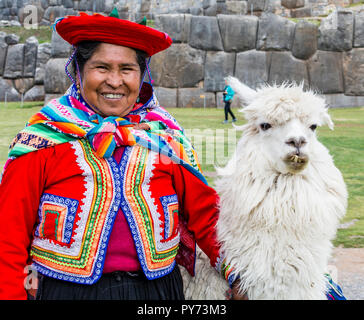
247,0,266,11
189,16,224,51
204,51,235,92
154,14,191,43
14,78,34,94
44,58,72,94
178,88,216,108
307,50,344,94
318,10,353,52
24,85,45,101
154,87,177,108
292,20,318,60
256,13,296,51
354,11,364,48
3,44,24,78
51,30,71,58
203,0,217,16
0,78,20,101
235,50,270,89
5,33,19,45
217,14,258,52
41,0,50,10
324,93,364,108
35,67,45,84
290,7,314,18
268,51,309,87
43,6,65,23
24,36,38,77
150,43,205,88
225,1,248,14
281,0,305,9
78,0,87,11
0,41,7,76
36,42,52,67
104,0,114,13
95,0,105,12
343,49,364,96
63,0,74,8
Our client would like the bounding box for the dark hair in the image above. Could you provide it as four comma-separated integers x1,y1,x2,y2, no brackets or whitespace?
72,41,149,79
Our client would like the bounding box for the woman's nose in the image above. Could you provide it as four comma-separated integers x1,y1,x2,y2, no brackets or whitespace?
105,71,123,88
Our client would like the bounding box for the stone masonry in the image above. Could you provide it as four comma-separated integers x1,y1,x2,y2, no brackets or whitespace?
0,5,363,108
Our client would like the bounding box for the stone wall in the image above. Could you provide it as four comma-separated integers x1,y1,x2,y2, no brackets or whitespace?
0,31,51,101
148,9,364,108
1,9,364,108
1,1,363,25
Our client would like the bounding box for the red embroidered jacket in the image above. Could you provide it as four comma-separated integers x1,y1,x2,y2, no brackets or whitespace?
0,139,229,300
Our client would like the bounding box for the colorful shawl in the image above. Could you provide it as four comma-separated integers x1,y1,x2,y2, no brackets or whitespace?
4,86,207,185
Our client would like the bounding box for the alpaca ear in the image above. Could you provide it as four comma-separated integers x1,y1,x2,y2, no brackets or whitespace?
225,76,257,105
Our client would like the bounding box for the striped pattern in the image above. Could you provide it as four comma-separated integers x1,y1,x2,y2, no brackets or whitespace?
6,94,206,185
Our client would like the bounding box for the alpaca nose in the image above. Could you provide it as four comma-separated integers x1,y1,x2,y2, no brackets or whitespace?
285,137,306,150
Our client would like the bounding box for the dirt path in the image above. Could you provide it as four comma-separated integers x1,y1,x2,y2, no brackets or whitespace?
329,248,364,300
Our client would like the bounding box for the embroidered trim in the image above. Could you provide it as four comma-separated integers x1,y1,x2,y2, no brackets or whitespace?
160,194,179,240
31,139,121,284
118,146,179,280
215,254,237,287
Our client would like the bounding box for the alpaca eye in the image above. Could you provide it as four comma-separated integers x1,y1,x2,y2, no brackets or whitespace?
310,124,317,131
260,123,272,131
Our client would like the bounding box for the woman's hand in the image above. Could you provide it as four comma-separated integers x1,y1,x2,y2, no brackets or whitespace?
133,123,150,130
231,280,249,300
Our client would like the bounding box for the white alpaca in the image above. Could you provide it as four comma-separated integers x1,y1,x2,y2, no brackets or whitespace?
182,77,347,300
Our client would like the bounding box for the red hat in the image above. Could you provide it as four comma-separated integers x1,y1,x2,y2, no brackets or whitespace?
54,12,172,56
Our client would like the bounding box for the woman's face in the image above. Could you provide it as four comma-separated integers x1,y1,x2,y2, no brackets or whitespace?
79,43,142,117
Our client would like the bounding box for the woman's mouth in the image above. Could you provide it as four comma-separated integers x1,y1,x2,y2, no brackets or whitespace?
101,93,124,100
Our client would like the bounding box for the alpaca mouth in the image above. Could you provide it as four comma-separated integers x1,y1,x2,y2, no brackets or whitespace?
283,153,309,172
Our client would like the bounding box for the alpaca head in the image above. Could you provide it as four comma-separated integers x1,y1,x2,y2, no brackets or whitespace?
227,76,334,175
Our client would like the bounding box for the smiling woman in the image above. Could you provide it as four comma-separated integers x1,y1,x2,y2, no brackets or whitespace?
0,10,241,301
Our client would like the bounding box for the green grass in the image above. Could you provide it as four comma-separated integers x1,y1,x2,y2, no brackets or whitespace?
0,104,363,247
0,26,52,43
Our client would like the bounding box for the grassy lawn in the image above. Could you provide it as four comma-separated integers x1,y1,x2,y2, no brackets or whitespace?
0,26,52,43
0,103,363,248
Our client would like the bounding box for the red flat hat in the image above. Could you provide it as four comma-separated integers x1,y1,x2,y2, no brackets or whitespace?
55,12,172,56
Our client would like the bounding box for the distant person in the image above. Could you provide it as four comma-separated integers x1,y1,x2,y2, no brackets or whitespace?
222,79,236,124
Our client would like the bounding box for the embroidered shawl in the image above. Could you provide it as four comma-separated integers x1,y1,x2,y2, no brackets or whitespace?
4,84,206,186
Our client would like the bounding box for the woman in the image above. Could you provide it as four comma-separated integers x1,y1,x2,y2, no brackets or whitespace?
222,80,236,124
0,11,242,300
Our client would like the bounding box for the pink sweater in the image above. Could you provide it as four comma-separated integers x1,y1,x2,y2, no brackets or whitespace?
102,147,141,273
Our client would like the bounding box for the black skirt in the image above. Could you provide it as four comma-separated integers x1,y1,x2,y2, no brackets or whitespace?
33,266,185,300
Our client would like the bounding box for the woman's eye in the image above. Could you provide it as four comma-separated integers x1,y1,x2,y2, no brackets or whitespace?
260,123,272,131
310,124,317,131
